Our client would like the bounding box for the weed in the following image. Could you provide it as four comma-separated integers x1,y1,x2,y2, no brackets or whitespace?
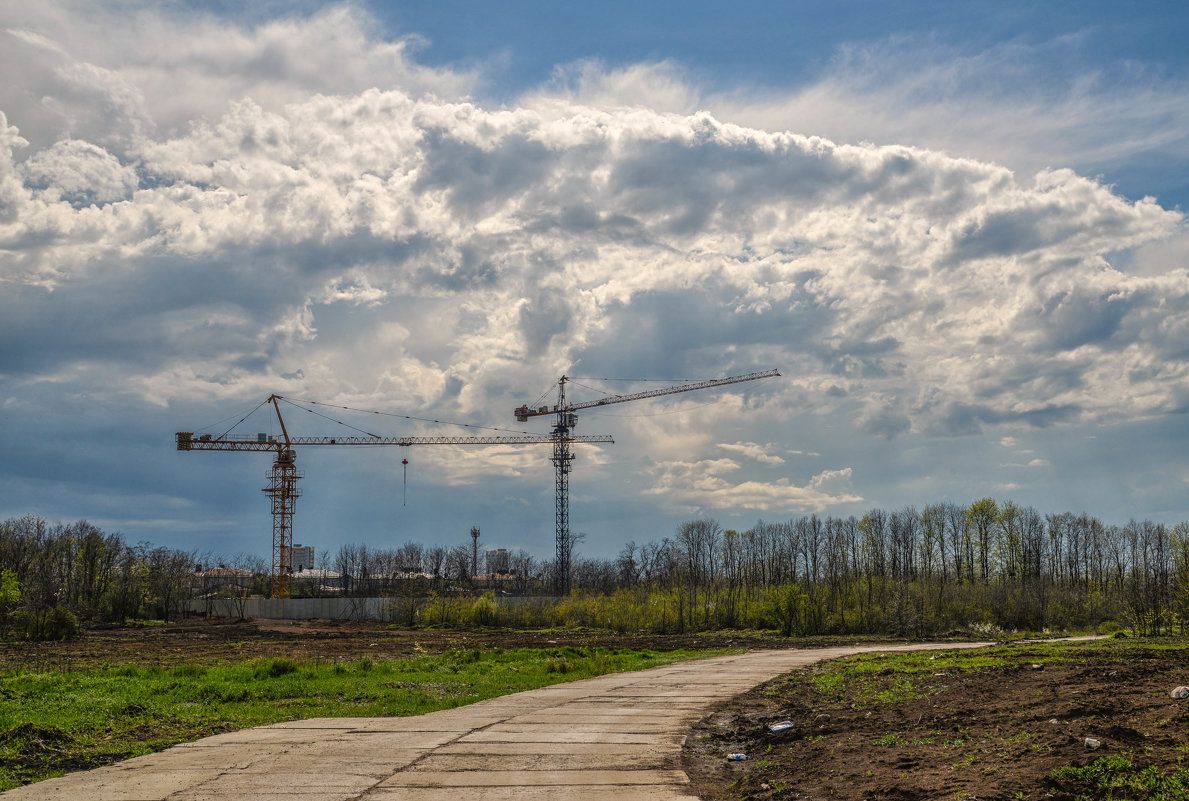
253,658,298,679
1051,754,1189,800
951,753,978,770
170,664,207,678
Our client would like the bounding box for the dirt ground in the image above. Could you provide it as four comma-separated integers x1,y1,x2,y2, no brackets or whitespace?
14,620,1185,799
0,616,810,671
684,642,1189,801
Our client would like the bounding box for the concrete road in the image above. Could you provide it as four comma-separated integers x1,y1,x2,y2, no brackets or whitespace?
2,642,992,800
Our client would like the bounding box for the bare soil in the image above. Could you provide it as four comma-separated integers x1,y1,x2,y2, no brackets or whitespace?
684,641,1189,801
0,616,837,671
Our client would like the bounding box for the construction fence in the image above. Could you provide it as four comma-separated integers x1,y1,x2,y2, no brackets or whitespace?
186,595,550,623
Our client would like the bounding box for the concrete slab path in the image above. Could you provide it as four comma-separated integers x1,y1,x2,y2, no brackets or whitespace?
2,641,993,800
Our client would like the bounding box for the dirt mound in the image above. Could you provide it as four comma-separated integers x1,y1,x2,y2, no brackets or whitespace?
684,643,1189,800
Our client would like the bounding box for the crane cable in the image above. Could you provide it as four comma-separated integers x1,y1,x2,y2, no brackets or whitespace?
213,397,272,441
283,397,541,436
568,376,706,382
280,398,383,439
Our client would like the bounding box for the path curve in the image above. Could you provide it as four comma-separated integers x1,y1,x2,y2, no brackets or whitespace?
2,642,993,800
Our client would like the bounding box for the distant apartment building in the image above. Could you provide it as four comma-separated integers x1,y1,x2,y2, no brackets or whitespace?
288,544,315,572
485,548,510,575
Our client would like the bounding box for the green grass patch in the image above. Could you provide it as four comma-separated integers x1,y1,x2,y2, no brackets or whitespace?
0,645,713,790
1052,754,1189,800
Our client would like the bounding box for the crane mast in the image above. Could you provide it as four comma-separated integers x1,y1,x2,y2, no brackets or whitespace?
515,369,780,594
177,394,612,598
179,370,777,600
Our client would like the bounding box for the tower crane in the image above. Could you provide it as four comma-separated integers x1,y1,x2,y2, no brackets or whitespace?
514,369,780,594
177,394,613,598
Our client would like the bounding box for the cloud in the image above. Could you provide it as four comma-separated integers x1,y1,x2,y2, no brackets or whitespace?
0,3,474,154
1,66,1184,438
18,139,138,205
675,36,1189,200
643,459,862,514
719,441,785,466
3,3,1189,547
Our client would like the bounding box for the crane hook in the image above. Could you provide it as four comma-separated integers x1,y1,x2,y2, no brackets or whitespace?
401,458,409,506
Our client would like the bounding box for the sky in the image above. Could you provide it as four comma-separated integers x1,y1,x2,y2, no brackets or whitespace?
2,1,1189,565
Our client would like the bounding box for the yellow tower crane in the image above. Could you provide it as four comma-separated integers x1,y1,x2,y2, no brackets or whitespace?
514,369,780,593
177,394,613,597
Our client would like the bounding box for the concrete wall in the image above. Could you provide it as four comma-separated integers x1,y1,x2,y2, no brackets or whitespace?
188,594,553,622
188,597,409,622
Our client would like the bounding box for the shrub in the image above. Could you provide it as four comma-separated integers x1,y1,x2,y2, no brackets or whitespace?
12,606,80,641
467,592,500,628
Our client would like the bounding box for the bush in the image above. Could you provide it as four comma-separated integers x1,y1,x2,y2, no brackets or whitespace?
11,606,80,641
467,592,500,628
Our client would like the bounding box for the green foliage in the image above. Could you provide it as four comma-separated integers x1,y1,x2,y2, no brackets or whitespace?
1052,755,1189,800
7,502,1189,640
467,591,499,627
252,658,298,679
170,664,207,678
0,571,19,610
10,606,80,641
0,571,19,637
764,585,810,636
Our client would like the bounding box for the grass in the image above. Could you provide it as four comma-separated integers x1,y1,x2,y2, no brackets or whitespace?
1051,754,1189,800
0,645,714,790
798,639,1134,709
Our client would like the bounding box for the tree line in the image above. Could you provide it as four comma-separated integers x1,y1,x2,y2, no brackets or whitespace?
3,498,1188,638
0,515,241,638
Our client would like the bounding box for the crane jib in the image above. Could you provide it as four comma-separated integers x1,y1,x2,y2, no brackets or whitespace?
511,367,781,594
177,433,614,449
513,368,780,420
